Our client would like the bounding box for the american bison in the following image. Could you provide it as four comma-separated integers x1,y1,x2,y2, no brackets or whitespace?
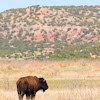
16,76,48,100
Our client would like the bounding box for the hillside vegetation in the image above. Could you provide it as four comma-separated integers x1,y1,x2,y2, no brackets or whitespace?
0,5,100,59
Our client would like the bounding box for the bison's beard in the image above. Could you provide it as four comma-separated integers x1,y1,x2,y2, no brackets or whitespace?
43,90,45,92
43,89,45,92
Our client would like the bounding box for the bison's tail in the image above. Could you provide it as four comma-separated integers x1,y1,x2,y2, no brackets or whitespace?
17,81,21,95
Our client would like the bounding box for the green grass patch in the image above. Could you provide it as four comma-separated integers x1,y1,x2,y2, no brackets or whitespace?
1,70,21,74
62,67,91,72
0,79,100,91
47,79,100,90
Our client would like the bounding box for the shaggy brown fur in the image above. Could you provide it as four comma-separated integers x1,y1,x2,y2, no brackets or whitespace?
16,76,48,100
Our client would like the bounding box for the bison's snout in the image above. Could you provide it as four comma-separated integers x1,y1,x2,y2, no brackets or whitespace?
43,85,48,92
45,84,48,90
47,85,48,89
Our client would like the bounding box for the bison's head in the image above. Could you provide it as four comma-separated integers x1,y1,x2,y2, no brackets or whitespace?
39,78,48,92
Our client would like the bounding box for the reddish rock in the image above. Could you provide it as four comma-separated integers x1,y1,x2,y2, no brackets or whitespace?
24,36,31,41
69,31,80,40
93,35,100,41
34,33,44,42
47,33,54,42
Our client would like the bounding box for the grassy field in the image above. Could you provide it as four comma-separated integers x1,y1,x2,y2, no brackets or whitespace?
0,59,100,100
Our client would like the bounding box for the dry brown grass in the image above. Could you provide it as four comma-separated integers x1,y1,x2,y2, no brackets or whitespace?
0,59,100,100
0,59,100,79
0,88,99,100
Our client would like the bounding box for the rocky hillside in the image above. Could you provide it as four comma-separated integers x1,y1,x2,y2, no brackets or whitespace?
0,5,100,43
0,5,100,59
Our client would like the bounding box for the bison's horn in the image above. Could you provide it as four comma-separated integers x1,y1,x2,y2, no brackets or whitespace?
43,79,46,82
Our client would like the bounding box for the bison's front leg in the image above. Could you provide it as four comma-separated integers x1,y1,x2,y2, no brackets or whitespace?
26,94,30,100
31,95,35,100
31,93,35,100
18,94,24,100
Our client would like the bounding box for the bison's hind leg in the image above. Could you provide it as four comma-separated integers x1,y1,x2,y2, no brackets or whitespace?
18,94,24,100
17,89,24,100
